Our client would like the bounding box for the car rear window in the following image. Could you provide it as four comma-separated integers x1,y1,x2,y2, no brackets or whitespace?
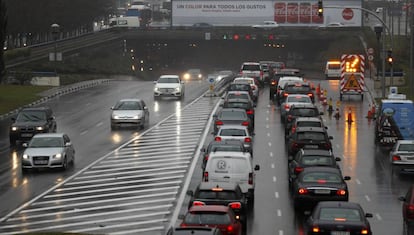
302,172,342,183
219,129,247,137
184,212,231,225
211,145,243,152
285,85,311,92
224,102,249,109
301,156,333,166
115,101,142,110
197,191,239,200
219,110,247,120
327,64,341,70
286,96,312,103
297,121,322,128
290,108,319,116
226,93,250,100
398,144,414,151
228,84,250,91
297,132,326,141
242,64,260,71
319,208,362,222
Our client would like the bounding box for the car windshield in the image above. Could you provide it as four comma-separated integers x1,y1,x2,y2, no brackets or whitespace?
184,212,231,225
286,96,311,103
16,111,46,122
297,132,326,141
319,208,362,222
211,145,243,152
219,129,246,137
219,111,247,120
290,108,318,116
197,191,238,200
398,144,414,151
158,77,179,83
29,137,63,148
302,172,342,183
114,101,142,110
301,156,333,166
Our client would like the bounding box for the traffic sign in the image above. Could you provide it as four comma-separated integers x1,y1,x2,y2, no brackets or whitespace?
367,48,374,54
368,55,374,61
208,77,215,84
344,73,361,89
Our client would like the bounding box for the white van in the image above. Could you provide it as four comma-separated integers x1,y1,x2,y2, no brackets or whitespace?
324,60,341,79
203,151,260,206
109,16,140,28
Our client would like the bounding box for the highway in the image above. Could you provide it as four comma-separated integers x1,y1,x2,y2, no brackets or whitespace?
0,73,410,234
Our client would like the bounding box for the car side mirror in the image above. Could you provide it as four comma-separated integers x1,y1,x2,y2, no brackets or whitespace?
343,176,351,180
365,213,373,218
187,190,194,196
22,143,28,148
65,142,72,147
143,106,148,110
329,136,333,140
181,81,185,84
178,214,185,220
153,81,157,84
398,196,407,202
254,165,260,171
110,106,114,110
324,126,328,130
200,147,206,152
335,157,341,161
49,116,55,120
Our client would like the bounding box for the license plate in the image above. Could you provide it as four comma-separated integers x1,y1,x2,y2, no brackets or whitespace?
21,133,33,137
34,160,48,165
331,232,350,235
304,145,318,149
314,189,331,194
406,157,414,160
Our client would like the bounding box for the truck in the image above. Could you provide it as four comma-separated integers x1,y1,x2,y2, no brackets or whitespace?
375,94,414,147
109,16,140,28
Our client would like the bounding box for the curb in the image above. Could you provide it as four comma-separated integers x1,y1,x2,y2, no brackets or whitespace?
0,79,111,121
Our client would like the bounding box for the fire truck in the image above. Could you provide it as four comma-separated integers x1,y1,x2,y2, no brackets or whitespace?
339,54,365,101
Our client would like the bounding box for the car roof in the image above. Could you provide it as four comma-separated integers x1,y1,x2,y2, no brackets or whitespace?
219,108,247,113
198,182,239,191
208,151,252,159
225,99,250,103
118,98,143,102
295,117,323,122
217,125,249,131
32,133,65,138
170,227,220,234
315,201,362,210
159,75,179,78
294,126,326,132
227,90,250,94
208,139,244,147
395,140,414,144
188,205,230,213
242,62,260,65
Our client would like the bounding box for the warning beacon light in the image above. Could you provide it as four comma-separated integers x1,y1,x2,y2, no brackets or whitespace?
318,0,323,17
345,56,360,73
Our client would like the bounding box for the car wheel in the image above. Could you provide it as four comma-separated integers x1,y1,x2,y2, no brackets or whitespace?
21,167,28,174
61,157,68,171
111,124,117,130
9,138,16,147
154,95,158,100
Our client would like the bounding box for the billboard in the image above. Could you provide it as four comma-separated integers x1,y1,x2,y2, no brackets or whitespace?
172,0,362,27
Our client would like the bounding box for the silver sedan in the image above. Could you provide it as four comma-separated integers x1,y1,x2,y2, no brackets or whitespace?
110,99,149,130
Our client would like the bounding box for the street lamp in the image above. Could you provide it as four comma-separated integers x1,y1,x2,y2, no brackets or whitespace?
374,24,386,97
51,23,60,75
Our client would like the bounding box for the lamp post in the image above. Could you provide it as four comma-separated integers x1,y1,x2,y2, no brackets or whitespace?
374,24,386,97
51,23,60,75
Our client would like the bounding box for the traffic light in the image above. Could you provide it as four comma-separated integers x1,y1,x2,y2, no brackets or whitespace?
387,50,393,65
318,0,323,17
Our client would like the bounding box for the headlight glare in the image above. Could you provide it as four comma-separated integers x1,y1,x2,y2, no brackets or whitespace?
54,153,62,159
36,126,44,131
22,154,29,159
11,126,18,131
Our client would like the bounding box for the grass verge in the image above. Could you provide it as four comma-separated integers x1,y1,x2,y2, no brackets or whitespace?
0,85,52,115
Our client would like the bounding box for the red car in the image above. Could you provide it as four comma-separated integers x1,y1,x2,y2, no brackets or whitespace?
180,205,243,235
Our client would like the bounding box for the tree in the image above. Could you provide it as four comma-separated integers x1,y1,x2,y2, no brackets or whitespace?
0,0,6,84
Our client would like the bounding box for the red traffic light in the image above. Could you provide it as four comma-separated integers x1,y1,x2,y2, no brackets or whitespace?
233,34,240,40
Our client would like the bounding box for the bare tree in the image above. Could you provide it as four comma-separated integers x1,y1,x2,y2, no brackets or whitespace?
0,0,6,83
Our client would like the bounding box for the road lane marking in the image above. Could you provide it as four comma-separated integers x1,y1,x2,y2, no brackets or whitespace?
275,192,279,198
267,133,270,137
277,209,281,216
270,152,274,158
365,195,371,202
271,164,275,169
375,213,382,220
355,179,361,185
80,130,88,135
279,230,284,235
266,124,269,128
96,122,103,127
266,117,269,121
268,142,272,147
273,176,277,182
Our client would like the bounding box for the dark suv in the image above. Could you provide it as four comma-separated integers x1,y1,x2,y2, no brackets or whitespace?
9,107,57,146
286,127,333,156
284,103,323,135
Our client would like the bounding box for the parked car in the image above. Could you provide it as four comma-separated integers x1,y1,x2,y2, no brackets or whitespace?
291,167,350,211
180,205,243,235
21,133,75,172
110,99,149,130
153,75,185,100
390,139,414,174
306,201,373,235
9,107,57,146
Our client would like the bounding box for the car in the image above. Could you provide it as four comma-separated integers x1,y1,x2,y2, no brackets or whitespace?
259,62,270,83
233,77,259,101
21,133,75,172
200,139,250,170
226,82,254,101
213,108,253,135
110,98,149,130
291,167,351,211
325,60,341,79
153,75,185,100
192,22,214,28
288,149,341,186
252,20,279,29
180,205,243,235
269,69,302,100
390,139,414,174
214,125,254,155
276,76,304,102
319,22,346,28
166,227,223,235
284,103,323,135
306,201,373,235
286,127,333,156
9,107,57,146
187,182,248,224
239,62,264,86
221,98,255,125
287,116,327,136
280,94,313,123
223,91,255,107
183,68,203,80
202,151,259,207
280,81,315,103
399,184,414,232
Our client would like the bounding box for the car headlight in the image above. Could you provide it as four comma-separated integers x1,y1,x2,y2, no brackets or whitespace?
154,87,159,92
133,115,140,119
11,126,18,131
112,115,120,119
183,73,190,80
36,126,44,131
198,74,202,78
22,154,29,159
175,87,180,92
53,153,62,159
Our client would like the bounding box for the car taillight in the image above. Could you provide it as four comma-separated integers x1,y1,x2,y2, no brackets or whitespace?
307,93,313,97
244,137,252,143
291,126,296,133
227,225,234,233
287,115,293,122
246,109,254,115
251,86,256,90
312,227,320,233
192,201,205,206
336,189,347,196
271,80,276,85
215,136,222,141
203,172,209,182
283,93,288,97
392,155,401,161
242,121,249,126
361,228,369,234
229,202,241,210
284,104,290,111
324,143,332,149
260,71,263,77
298,188,308,194
216,120,223,126
248,173,253,185
292,142,299,149
204,155,209,162
294,167,304,174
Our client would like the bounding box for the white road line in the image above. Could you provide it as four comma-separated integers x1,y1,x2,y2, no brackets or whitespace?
375,213,382,220
266,117,269,121
270,152,274,158
96,122,103,127
267,133,271,137
80,130,88,136
266,124,269,128
355,179,361,185
365,195,371,202
273,176,277,182
279,230,284,235
275,192,279,198
268,142,272,147
271,164,275,169
277,209,282,217
89,161,190,172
